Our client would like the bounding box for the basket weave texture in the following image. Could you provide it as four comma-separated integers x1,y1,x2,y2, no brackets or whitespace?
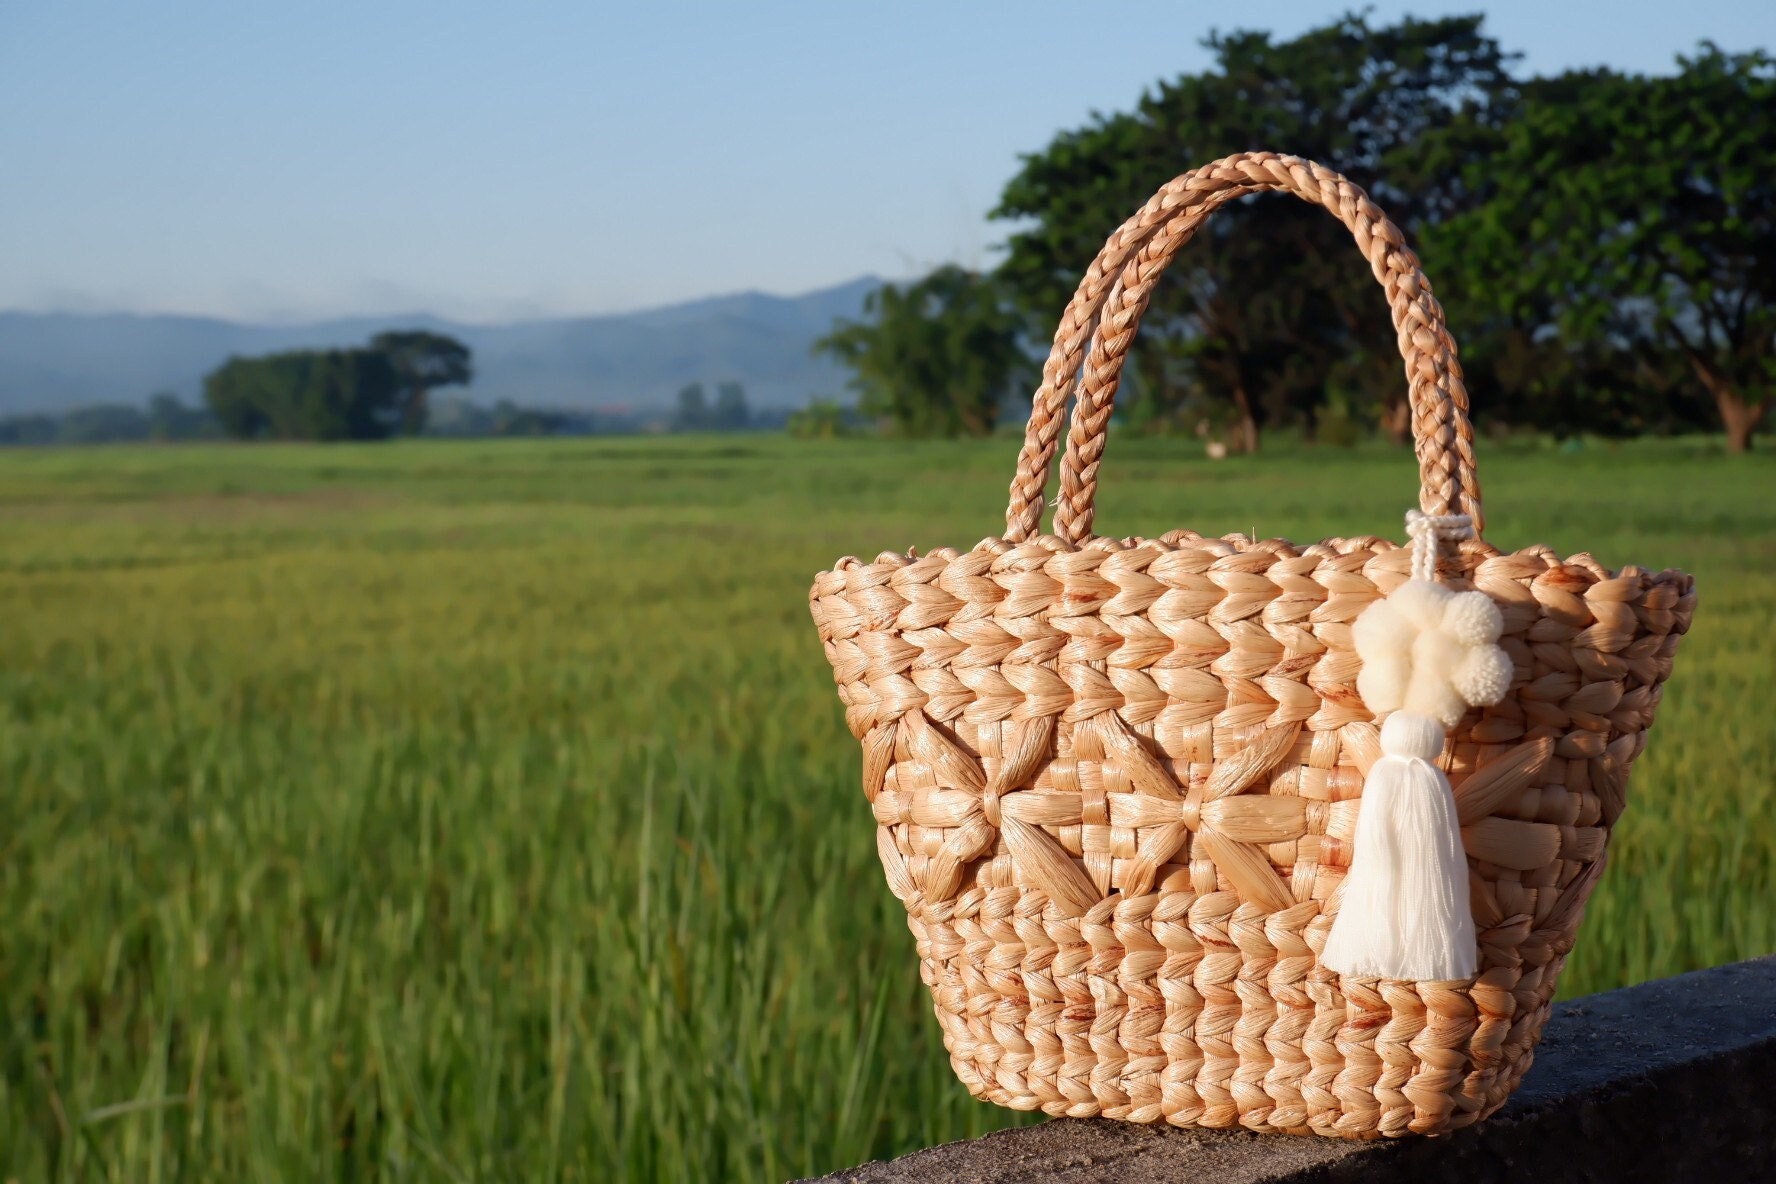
807,154,1695,1138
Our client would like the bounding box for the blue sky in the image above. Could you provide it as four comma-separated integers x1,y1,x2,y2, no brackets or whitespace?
3,1,1771,322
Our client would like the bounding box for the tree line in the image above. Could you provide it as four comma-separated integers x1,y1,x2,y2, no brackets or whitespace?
0,349,770,444
199,334,764,440
0,391,619,446
816,15,1775,452
0,393,218,446
671,382,751,431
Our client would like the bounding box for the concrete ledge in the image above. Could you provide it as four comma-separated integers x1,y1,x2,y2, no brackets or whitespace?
803,956,1776,1184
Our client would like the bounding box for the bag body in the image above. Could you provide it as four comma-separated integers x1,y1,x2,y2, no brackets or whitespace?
807,153,1694,1137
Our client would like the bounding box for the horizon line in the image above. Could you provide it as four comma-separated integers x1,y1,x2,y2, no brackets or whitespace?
0,273,892,330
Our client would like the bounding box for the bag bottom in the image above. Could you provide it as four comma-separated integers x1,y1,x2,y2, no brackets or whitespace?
911,894,1561,1138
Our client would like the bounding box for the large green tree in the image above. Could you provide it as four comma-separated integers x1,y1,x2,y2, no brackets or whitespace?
369,330,473,436
713,381,749,431
672,382,710,431
1421,48,1776,451
205,348,404,441
993,14,1516,449
205,354,291,439
814,265,1028,438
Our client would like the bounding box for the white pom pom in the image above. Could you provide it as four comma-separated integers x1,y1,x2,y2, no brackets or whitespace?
1357,651,1410,716
1413,626,1466,674
1442,591,1503,647
1408,629,1469,727
1452,644,1513,707
1354,576,1513,725
1353,599,1415,714
1389,579,1452,630
1413,678,1469,730
1353,597,1416,658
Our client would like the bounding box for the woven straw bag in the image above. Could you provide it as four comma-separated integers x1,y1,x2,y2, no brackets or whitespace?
807,153,1695,1138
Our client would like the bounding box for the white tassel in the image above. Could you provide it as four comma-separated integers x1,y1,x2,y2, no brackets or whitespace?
1322,512,1511,982
1321,711,1477,981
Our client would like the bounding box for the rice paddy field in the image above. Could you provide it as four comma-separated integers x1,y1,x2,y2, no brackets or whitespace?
1,433,1772,1181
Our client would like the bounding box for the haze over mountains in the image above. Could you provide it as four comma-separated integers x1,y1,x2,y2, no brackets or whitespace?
0,277,879,415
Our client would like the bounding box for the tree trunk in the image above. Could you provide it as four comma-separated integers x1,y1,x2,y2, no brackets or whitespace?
1381,397,1411,447
1687,355,1766,453
961,405,996,438
1719,394,1765,453
404,385,430,436
1230,380,1261,453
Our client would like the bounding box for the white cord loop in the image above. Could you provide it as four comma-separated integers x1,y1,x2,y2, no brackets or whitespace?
1405,510,1474,582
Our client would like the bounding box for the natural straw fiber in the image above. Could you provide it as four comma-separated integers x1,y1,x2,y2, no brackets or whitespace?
807,153,1695,1137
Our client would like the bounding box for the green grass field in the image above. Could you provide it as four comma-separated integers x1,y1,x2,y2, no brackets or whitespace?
2,433,1772,1181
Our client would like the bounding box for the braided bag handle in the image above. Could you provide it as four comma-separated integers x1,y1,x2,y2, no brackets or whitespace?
1002,152,1484,544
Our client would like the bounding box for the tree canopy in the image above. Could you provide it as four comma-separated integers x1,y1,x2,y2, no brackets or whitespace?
817,15,1775,452
713,381,749,431
1421,47,1775,451
814,265,1029,437
370,331,474,436
670,380,750,431
204,331,472,441
992,14,1514,448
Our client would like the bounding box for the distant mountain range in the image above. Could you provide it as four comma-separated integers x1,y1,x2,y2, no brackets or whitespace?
0,276,880,414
